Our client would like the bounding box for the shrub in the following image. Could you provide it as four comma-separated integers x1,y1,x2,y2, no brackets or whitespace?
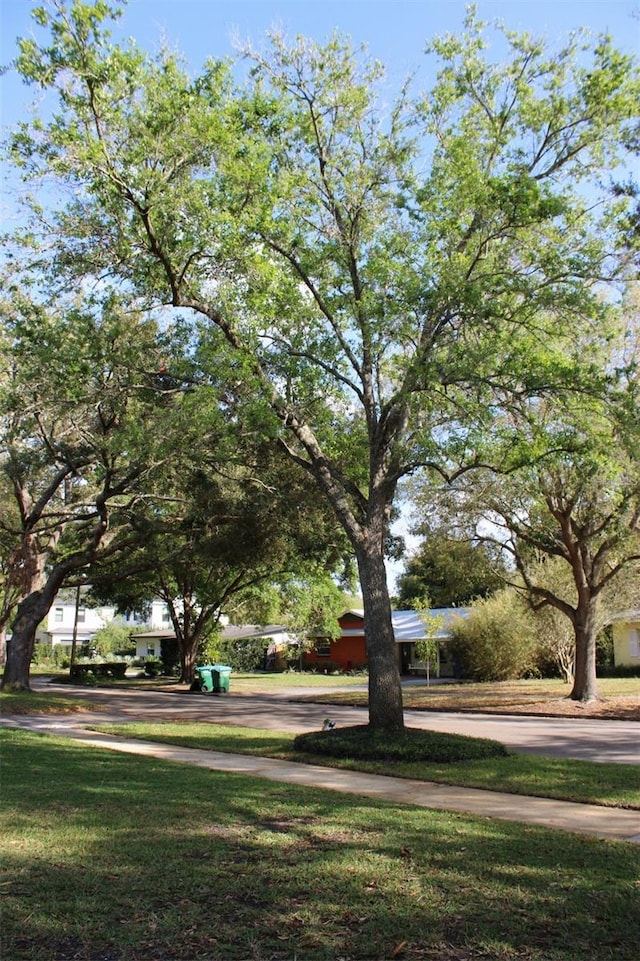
302,658,342,674
216,635,268,671
450,589,537,681
596,627,615,670
92,620,137,658
597,664,640,678
293,724,508,764
69,659,129,681
160,636,180,674
144,658,163,677
32,643,70,669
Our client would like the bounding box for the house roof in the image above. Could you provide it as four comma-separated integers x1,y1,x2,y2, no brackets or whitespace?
338,608,468,642
609,610,640,624
221,624,288,641
133,625,288,642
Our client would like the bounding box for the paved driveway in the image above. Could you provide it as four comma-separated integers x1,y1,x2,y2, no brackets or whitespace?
25,679,640,765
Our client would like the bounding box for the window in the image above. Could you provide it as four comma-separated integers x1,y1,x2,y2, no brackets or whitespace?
161,609,170,624
54,608,63,623
314,642,331,657
147,645,156,657
630,629,640,659
77,607,86,623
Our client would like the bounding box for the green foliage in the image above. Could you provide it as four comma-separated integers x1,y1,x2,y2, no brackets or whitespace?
0,282,179,689
282,575,346,643
293,724,508,763
159,636,180,675
413,636,440,669
31,643,70,669
6,0,639,723
91,620,136,657
70,660,128,680
143,658,162,677
397,533,507,608
300,658,343,675
216,635,269,672
449,590,538,681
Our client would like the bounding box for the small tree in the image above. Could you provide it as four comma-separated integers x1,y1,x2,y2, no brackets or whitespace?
412,599,443,686
533,603,576,684
413,635,441,687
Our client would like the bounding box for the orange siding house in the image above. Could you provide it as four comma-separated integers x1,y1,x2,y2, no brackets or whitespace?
304,608,468,676
304,610,367,671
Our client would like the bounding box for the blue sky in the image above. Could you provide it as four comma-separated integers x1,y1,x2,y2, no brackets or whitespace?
2,1,639,113
1,1,638,158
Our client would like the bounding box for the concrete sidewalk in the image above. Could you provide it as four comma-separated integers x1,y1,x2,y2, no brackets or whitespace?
5,716,640,844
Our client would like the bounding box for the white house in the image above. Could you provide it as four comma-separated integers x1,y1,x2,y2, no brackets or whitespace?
36,595,173,651
36,596,117,649
132,621,291,662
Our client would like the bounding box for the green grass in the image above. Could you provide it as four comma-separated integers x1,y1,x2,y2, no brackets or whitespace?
93,721,640,809
2,728,639,961
232,670,370,689
27,669,369,693
0,690,99,715
293,724,509,762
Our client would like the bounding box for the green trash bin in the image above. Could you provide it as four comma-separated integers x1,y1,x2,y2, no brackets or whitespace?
195,665,215,693
211,664,232,694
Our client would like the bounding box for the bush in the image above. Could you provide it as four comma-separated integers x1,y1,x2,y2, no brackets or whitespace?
160,636,180,675
92,620,137,658
293,724,508,764
32,643,71,670
596,627,615,670
216,635,268,672
597,664,640,678
144,658,163,677
450,589,537,681
69,659,129,681
302,658,342,674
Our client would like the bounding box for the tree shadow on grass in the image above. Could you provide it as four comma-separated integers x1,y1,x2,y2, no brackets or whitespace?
2,730,638,961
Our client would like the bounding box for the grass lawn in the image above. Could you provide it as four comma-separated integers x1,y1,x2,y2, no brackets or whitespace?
2,728,639,961
0,690,101,715
93,720,640,809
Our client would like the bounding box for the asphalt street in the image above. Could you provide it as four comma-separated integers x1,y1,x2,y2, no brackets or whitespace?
18,678,640,765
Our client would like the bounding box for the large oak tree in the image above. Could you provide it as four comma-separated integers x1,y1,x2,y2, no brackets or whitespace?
90,442,351,684
467,367,640,702
6,1,638,726
0,285,176,690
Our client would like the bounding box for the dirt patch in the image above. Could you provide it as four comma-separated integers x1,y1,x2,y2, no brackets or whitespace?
492,695,640,721
402,693,640,721
310,685,640,721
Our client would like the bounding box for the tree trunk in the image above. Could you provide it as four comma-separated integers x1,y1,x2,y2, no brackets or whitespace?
570,606,599,702
357,546,404,732
0,623,7,667
2,589,57,692
181,634,199,684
